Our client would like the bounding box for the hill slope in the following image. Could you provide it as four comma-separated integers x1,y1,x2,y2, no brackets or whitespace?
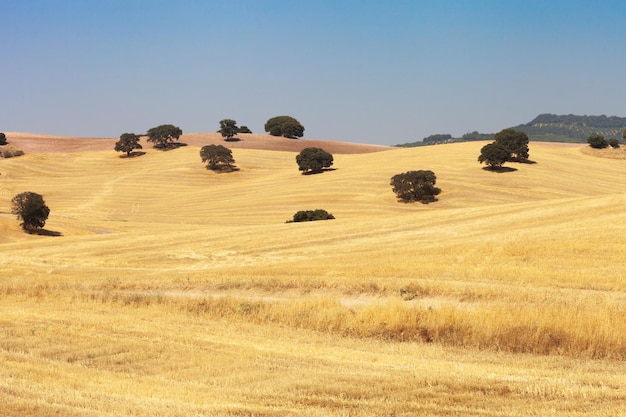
1,141,626,416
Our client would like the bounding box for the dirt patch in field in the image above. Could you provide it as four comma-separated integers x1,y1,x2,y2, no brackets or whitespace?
4,132,392,155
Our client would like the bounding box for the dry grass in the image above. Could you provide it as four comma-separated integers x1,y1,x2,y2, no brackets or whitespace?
1,137,626,415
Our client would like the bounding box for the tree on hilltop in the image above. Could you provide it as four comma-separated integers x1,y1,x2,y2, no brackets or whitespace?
11,191,50,232
200,144,237,172
390,170,441,203
264,116,304,138
296,147,333,174
146,124,183,149
114,133,143,156
494,128,529,161
219,119,240,141
0,133,6,146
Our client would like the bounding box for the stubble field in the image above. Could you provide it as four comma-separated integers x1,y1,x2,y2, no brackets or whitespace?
1,133,625,416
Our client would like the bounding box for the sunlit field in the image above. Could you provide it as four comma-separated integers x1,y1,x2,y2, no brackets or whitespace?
1,136,625,416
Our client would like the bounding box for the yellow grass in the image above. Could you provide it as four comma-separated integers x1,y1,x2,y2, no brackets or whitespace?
1,140,626,415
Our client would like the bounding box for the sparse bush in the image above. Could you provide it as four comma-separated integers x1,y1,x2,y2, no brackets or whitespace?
587,134,608,149
11,191,50,231
390,170,441,203
288,209,335,223
296,147,333,174
608,138,620,148
0,147,25,158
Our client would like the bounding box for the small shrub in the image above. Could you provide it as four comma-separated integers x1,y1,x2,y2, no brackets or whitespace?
608,138,620,148
1,147,25,158
288,209,335,223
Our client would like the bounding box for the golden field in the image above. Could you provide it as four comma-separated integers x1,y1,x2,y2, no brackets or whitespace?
1,133,625,416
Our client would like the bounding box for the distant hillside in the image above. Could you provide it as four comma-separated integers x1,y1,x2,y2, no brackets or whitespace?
512,114,626,143
396,114,626,147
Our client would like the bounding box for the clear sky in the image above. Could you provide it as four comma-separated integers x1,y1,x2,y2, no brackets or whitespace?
2,0,626,145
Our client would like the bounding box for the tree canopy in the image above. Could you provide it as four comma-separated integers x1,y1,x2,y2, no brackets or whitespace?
146,124,183,149
264,116,304,138
587,134,608,149
11,191,50,231
478,142,511,169
219,119,239,141
390,170,441,203
494,128,530,161
114,133,142,156
296,147,333,174
0,132,6,146
200,144,236,171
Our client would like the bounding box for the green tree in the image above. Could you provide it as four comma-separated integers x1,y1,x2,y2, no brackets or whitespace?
478,143,511,169
146,124,183,149
114,133,143,156
608,138,620,148
289,209,335,223
586,134,608,149
390,170,441,203
11,191,50,231
219,119,239,141
200,144,236,171
296,147,333,174
0,132,6,146
494,128,530,161
237,126,252,134
264,116,304,138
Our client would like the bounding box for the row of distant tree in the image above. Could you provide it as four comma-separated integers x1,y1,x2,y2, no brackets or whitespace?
114,116,305,156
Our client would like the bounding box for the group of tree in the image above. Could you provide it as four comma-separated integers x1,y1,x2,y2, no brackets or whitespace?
478,128,530,169
586,133,622,149
264,116,305,138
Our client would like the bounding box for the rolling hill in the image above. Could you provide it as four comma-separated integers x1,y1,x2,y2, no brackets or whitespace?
1,134,625,416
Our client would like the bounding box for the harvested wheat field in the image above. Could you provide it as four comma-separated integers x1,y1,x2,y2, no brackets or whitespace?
1,133,625,416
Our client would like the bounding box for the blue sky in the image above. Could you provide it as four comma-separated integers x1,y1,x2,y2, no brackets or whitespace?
2,0,626,145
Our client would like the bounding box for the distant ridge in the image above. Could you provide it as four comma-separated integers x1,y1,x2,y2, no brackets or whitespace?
396,113,626,147
512,114,626,143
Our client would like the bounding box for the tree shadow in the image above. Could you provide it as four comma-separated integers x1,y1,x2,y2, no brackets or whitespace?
29,228,63,237
482,166,518,173
224,137,241,142
302,168,337,175
154,143,188,151
119,151,146,158
210,165,240,173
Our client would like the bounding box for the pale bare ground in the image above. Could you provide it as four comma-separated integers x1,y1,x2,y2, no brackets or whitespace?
1,138,626,415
